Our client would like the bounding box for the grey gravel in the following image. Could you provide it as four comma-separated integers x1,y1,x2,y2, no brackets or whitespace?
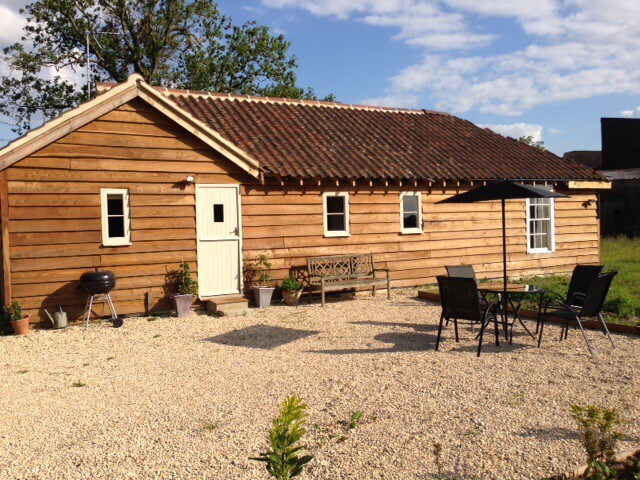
0,291,638,479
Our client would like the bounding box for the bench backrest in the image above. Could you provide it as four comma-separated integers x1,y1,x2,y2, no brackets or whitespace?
307,253,376,283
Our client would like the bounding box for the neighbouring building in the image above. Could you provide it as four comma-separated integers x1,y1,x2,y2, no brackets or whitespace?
564,117,640,237
0,75,608,325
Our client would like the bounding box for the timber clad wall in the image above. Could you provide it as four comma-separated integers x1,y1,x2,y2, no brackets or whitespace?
7,99,252,322
3,99,600,324
242,187,599,288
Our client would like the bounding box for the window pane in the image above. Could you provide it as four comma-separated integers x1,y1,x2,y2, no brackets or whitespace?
107,195,124,215
403,195,418,213
327,213,345,231
326,196,345,214
403,213,418,229
213,204,224,223
108,216,125,238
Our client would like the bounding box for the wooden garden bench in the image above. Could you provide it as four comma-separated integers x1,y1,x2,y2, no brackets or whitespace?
306,253,391,307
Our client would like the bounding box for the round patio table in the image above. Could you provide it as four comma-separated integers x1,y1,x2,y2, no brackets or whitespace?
477,283,544,343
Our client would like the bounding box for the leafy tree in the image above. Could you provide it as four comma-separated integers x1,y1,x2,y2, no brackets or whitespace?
0,0,332,134
517,134,547,151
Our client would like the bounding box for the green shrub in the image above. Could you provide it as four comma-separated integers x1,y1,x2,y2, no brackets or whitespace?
245,255,272,287
281,276,302,291
570,404,623,479
1,301,22,335
176,262,198,296
252,394,313,479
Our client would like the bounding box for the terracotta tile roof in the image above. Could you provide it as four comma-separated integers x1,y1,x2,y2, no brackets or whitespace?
102,83,602,181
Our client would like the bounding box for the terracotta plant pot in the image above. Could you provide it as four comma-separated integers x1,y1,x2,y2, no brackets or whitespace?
11,314,30,336
173,294,194,317
253,286,275,308
282,289,302,306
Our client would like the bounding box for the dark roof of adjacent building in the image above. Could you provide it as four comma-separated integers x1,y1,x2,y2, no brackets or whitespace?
563,150,603,169
153,87,600,182
600,168,640,180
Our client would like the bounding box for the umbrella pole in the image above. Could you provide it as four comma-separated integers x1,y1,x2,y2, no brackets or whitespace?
502,198,508,336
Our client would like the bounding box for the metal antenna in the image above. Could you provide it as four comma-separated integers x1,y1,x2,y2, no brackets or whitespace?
85,30,125,101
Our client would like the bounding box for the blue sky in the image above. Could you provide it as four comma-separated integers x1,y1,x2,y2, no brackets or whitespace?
2,0,640,156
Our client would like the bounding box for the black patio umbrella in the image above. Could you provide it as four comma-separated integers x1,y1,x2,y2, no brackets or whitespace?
437,179,568,316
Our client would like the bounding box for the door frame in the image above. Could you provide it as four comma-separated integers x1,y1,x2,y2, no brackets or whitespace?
195,183,244,297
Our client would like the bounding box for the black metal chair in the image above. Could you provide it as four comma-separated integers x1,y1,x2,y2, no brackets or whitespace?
536,264,604,333
445,265,478,281
537,272,617,356
436,276,500,357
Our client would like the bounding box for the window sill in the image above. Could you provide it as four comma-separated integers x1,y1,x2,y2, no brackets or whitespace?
528,248,554,255
324,232,350,238
401,229,423,235
102,241,132,247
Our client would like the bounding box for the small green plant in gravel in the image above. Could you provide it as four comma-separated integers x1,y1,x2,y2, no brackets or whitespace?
72,381,86,387
252,394,313,480
147,316,159,322
348,411,363,430
153,334,161,338
203,421,220,431
570,404,623,480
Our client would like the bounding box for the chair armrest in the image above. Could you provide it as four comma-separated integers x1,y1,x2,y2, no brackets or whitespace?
568,291,586,306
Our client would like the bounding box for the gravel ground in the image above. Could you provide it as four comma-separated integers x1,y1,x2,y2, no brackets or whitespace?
1,291,638,480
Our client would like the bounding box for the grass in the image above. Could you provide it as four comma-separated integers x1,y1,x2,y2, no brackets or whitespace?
72,381,86,387
516,237,640,325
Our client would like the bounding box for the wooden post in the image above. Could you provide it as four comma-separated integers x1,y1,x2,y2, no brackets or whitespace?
0,170,11,305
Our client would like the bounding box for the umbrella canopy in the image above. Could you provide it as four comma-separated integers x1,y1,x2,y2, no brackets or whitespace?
437,180,569,330
437,179,567,203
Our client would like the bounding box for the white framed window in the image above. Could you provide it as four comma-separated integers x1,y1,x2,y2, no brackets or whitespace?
400,191,423,234
101,188,131,246
323,192,350,237
526,187,555,254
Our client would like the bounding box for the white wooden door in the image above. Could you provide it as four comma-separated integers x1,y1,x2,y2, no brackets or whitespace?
196,184,242,296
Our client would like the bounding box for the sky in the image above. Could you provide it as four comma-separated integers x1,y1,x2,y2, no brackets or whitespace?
1,0,640,155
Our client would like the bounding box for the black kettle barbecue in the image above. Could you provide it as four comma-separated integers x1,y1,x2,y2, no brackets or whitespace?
78,269,123,329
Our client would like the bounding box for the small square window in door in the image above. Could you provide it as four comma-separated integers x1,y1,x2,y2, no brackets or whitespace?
213,204,224,223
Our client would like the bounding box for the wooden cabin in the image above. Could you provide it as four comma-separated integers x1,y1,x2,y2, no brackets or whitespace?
0,74,609,324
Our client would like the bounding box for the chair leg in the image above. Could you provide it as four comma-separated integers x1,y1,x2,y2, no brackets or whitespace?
321,288,326,308
575,317,595,356
477,320,488,357
537,315,545,348
493,310,500,347
453,318,459,342
435,313,445,351
386,277,391,299
598,313,616,349
535,295,544,334
308,287,312,304
372,285,377,297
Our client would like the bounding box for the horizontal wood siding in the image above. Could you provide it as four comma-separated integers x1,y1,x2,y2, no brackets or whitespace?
4,98,601,325
241,186,600,290
7,99,252,323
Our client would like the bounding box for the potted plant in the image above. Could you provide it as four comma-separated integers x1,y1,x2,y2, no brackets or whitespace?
172,262,198,317
281,276,303,306
3,301,29,335
248,255,274,308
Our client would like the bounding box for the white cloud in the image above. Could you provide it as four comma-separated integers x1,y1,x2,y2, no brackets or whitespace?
547,127,561,135
0,4,25,45
619,107,640,118
262,0,640,116
479,123,543,142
